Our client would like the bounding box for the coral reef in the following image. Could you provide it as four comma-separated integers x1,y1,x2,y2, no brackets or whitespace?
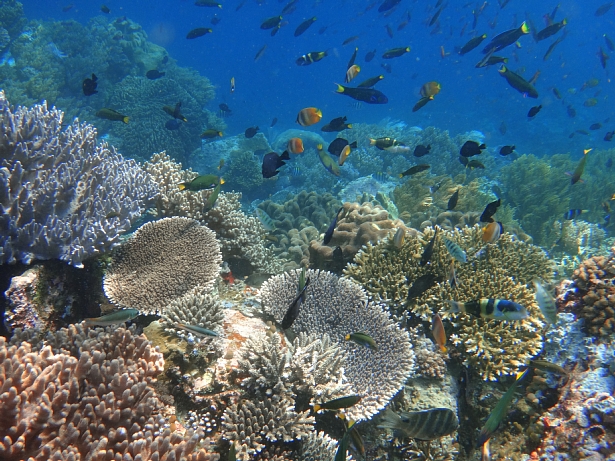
309,201,414,271
161,286,226,339
103,217,222,315
260,269,415,421
0,91,158,267
0,322,219,460
557,246,615,337
345,226,553,380
144,152,282,275
300,431,349,461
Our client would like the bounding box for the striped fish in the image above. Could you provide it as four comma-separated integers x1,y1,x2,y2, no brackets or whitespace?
443,237,467,263
255,208,276,231
534,280,557,324
378,407,458,441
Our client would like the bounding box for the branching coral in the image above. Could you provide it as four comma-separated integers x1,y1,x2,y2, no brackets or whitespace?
0,322,219,461
0,91,158,267
345,225,553,380
260,269,414,421
103,217,222,314
161,286,226,338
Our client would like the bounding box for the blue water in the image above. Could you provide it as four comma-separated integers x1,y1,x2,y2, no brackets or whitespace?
20,0,615,158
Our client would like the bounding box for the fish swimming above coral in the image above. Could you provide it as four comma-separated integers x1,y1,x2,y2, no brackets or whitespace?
335,84,388,104
447,298,529,321
96,108,129,124
82,73,98,96
178,174,223,191
85,308,139,327
281,270,310,329
162,102,187,122
378,407,459,441
323,206,344,244
262,151,290,178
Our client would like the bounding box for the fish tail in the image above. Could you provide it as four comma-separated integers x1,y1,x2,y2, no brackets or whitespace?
440,345,448,353
122,116,130,124
178,183,187,191
219,177,225,184
521,21,530,34
446,300,463,313
377,408,405,432
347,123,353,128
313,404,321,412
334,83,345,93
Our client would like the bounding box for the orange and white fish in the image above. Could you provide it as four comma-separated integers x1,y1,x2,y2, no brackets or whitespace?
482,221,504,243
338,144,354,165
432,313,447,353
296,107,322,126
345,64,361,83
287,137,304,154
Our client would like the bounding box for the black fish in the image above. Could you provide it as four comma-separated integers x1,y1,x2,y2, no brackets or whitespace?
466,159,485,169
261,16,283,30
271,117,278,127
536,19,567,41
567,105,577,118
498,66,538,98
420,227,439,267
335,84,388,104
407,273,441,300
378,0,401,13
460,140,486,157
480,198,501,223
245,126,259,138
459,156,468,166
331,246,346,273
365,49,377,62
146,69,165,80
459,34,487,55
607,158,613,167
605,131,614,141
399,164,430,177
281,276,311,329
413,144,431,157
347,46,359,69
162,102,187,122
101,4,110,13
262,151,290,178
323,207,344,245
322,116,351,132
219,103,232,114
186,27,212,39
482,22,530,53
210,15,221,25
294,17,317,37
590,123,602,130
357,75,384,88
528,105,541,118
296,51,327,66
412,97,432,112
596,2,614,16
499,145,515,156
447,190,459,210
82,73,98,96
328,138,356,156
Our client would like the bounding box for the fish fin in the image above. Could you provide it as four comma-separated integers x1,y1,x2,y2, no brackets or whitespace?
446,300,462,313
349,141,358,148
123,116,130,124
521,21,530,33
334,83,345,93
178,183,187,191
377,408,404,431
281,151,291,160
219,177,225,185
347,123,353,128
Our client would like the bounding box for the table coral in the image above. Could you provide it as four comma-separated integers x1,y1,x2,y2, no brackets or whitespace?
0,322,219,461
345,225,553,380
103,217,222,315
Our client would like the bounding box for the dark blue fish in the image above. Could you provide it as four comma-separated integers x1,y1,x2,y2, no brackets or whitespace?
281,276,310,329
323,207,344,244
262,151,290,178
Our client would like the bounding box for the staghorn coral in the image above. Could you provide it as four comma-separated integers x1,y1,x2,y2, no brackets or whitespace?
222,395,314,461
1,322,219,461
0,91,158,267
144,152,282,275
103,217,222,315
161,286,226,339
236,331,351,403
558,247,615,337
260,269,414,421
300,431,351,461
345,225,552,380
309,201,415,272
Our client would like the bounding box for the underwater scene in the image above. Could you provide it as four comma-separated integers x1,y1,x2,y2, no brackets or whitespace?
1,0,615,459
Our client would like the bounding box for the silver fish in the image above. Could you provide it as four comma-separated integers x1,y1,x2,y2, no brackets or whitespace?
85,308,140,326
443,237,467,263
534,280,557,324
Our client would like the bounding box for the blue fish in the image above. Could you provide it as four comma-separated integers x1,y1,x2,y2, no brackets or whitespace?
323,207,344,245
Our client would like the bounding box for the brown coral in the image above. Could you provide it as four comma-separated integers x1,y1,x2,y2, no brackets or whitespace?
103,217,222,315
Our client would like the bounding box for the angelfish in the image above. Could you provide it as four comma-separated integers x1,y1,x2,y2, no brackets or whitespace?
570,148,592,185
85,308,140,327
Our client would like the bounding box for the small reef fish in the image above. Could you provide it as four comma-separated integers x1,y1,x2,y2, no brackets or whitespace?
230,76,235,93
407,273,441,300
245,126,259,138
163,102,187,122
480,198,501,223
357,75,384,88
205,183,220,209
260,16,283,30
370,137,398,150
335,84,388,104
498,65,539,98
334,424,353,461
399,164,430,178
317,144,341,176
178,174,223,191
598,47,610,69
596,2,614,16
536,18,567,41
345,64,361,83
459,34,488,55
146,69,165,80
281,275,310,329
321,116,351,132
528,359,567,375
262,151,290,178
444,238,467,263
413,144,431,157
338,144,355,166
200,129,223,139
570,149,591,185
254,45,267,62
420,81,441,98
393,227,405,248
96,108,129,124
466,159,485,169
194,0,221,6
477,368,531,446
323,207,344,245
296,51,327,66
382,47,411,59
342,35,359,46
482,21,530,53
420,227,439,267
447,259,459,288
294,17,317,37
460,140,486,157
499,145,515,156
412,97,433,112
432,313,447,353
100,5,111,14
186,27,212,39
82,73,98,96
296,107,322,126
345,332,378,350
447,189,459,210
328,138,356,157
85,308,139,327
447,298,528,321
534,280,557,324
482,221,504,243
175,323,218,337
379,0,401,13
563,209,588,220
378,407,459,441
313,395,362,412
528,105,542,118
287,137,304,154
347,47,358,69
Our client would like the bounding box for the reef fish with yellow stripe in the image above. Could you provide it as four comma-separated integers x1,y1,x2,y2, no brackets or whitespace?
447,298,528,321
